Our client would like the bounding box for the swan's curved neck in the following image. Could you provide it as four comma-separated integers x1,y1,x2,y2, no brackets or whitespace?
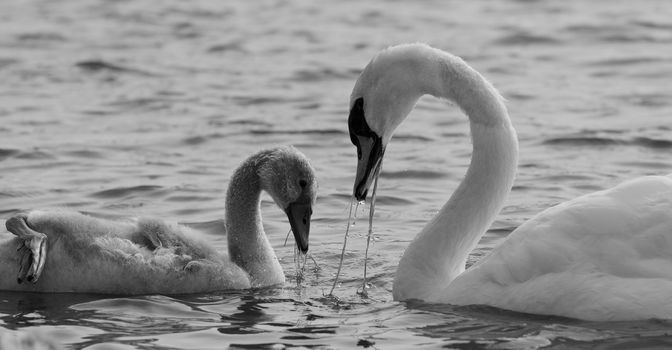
225,156,283,286
392,53,519,301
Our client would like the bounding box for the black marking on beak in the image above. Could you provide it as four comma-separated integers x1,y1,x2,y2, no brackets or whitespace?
285,201,312,253
348,97,384,201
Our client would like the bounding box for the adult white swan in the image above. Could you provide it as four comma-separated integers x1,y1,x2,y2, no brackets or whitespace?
0,146,316,294
347,43,672,321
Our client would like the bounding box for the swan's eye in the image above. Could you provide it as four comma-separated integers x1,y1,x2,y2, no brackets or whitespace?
299,179,307,188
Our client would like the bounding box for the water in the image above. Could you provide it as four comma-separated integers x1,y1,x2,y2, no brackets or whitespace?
1,0,672,348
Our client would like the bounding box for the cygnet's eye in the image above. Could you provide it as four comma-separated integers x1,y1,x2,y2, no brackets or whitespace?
299,179,307,188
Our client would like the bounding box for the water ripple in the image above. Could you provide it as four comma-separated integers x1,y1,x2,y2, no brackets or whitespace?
207,40,247,53
0,148,20,161
288,68,353,82
76,60,159,77
89,185,167,199
585,57,664,67
492,31,561,46
373,195,415,206
14,150,56,160
249,128,344,136
543,135,672,149
614,93,671,108
381,169,446,180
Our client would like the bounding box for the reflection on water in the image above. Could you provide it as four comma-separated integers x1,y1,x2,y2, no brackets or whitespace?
2,288,672,348
1,0,672,348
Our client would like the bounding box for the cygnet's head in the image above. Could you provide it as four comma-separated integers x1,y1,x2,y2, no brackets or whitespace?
257,146,317,253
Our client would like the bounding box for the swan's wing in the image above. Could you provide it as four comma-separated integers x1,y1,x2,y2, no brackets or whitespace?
447,175,672,320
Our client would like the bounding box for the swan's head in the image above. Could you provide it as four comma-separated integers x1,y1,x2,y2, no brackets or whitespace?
349,43,441,201
258,146,317,253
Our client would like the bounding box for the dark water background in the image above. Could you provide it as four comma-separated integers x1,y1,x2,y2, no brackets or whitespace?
1,0,672,348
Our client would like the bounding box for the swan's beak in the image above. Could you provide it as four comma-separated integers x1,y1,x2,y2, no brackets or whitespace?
285,202,311,253
352,134,384,201
348,98,385,202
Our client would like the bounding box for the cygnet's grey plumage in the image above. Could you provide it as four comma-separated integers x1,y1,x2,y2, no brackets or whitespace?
0,146,316,294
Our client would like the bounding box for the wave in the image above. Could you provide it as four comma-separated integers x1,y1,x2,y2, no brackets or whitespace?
381,169,446,180
89,185,167,199
585,57,664,67
287,67,354,83
76,60,158,77
208,41,247,53
543,136,672,149
492,31,561,46
249,128,344,136
0,148,20,161
64,149,105,159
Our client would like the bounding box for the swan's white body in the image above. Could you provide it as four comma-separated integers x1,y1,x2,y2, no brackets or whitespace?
445,175,672,320
348,43,672,321
0,146,316,294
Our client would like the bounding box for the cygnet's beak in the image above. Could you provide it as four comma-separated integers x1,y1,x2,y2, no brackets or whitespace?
285,201,312,254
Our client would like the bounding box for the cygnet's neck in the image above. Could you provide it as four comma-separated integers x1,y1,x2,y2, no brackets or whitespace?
389,46,519,301
225,154,284,286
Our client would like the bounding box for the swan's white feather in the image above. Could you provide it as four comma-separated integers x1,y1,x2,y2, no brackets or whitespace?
444,175,672,320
